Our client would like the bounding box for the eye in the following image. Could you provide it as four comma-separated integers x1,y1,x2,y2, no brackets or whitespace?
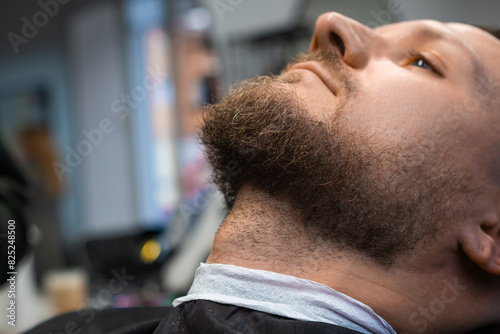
411,58,433,71
405,50,442,76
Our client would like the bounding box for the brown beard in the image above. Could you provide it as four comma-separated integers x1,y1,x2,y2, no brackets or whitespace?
200,51,474,265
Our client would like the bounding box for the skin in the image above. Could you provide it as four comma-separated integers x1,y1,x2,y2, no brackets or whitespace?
207,13,500,334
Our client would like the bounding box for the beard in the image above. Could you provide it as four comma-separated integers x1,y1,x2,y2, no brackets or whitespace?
200,50,473,265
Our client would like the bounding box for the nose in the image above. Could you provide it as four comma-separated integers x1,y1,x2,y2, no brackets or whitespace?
310,12,376,69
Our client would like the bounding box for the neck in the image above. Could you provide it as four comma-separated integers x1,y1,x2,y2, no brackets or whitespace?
207,186,499,333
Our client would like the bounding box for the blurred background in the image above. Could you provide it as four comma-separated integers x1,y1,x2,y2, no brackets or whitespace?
0,0,498,331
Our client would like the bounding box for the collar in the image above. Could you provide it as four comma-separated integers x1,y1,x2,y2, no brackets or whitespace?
173,263,396,334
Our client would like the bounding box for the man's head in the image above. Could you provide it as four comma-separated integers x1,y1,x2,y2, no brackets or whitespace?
201,13,500,273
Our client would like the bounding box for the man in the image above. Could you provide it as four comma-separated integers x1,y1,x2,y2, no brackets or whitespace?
167,12,500,334
27,12,499,334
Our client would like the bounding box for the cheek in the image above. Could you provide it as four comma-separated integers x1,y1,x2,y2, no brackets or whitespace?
340,73,463,146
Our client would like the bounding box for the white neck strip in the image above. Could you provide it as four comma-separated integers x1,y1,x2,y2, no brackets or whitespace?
174,263,396,334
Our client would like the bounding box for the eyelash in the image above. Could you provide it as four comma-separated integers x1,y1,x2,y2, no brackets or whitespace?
405,50,441,75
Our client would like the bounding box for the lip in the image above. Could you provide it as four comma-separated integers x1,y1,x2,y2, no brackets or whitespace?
288,61,339,96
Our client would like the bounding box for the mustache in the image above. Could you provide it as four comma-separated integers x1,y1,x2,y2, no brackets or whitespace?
281,49,356,103
282,50,345,75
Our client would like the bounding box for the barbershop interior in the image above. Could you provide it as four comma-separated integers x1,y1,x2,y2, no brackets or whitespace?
0,0,499,332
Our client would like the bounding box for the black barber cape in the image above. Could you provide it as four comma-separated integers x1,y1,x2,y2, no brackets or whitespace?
24,300,500,334
25,300,363,334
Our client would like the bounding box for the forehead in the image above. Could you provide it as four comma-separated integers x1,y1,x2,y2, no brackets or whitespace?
446,22,500,77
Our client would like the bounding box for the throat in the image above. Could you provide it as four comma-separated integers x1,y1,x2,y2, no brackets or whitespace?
206,185,341,279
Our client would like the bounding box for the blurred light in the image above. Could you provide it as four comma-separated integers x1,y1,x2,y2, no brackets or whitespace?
183,7,212,31
113,294,138,308
140,239,162,263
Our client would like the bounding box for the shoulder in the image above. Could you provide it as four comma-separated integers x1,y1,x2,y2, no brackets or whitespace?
24,306,171,334
24,302,363,334
156,300,363,334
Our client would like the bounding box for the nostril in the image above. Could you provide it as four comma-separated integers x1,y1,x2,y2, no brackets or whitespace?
329,32,345,56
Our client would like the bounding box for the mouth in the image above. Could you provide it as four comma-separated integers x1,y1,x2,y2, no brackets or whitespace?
288,61,340,97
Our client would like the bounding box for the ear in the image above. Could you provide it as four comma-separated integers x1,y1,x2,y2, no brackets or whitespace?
459,218,500,275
